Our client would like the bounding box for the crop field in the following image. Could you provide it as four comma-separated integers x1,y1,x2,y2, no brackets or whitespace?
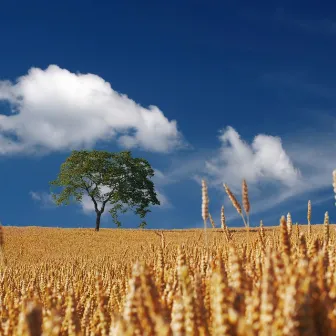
1,222,336,335
0,172,334,335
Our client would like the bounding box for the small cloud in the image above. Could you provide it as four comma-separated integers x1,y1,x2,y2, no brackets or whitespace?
30,191,41,201
153,169,166,180
152,169,173,208
80,185,113,215
203,126,300,190
155,190,173,209
29,191,56,208
160,122,336,223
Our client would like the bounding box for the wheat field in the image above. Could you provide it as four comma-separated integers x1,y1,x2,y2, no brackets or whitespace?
0,173,335,335
0,222,335,335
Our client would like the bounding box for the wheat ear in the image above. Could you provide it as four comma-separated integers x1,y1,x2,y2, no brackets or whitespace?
307,200,312,238
202,180,209,252
333,170,336,206
242,179,251,249
223,183,247,230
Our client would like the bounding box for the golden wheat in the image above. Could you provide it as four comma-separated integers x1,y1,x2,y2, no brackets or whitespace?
308,200,312,237
333,170,336,206
0,173,334,335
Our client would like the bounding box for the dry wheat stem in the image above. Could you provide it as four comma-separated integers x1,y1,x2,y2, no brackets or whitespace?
223,183,248,229
333,170,336,206
307,200,312,238
242,179,251,251
220,206,226,230
202,179,209,254
209,213,216,229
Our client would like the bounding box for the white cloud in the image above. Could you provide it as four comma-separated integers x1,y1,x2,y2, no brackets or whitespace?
29,191,55,208
158,123,336,224
81,185,114,215
29,191,42,201
0,65,184,154
153,168,165,180
155,190,173,209
80,195,96,214
204,126,300,190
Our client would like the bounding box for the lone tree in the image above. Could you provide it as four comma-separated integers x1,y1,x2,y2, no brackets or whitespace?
50,150,160,231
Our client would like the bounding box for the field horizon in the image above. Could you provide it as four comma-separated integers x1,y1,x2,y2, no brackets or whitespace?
3,224,335,231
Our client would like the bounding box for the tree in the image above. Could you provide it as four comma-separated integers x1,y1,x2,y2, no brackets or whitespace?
50,150,160,231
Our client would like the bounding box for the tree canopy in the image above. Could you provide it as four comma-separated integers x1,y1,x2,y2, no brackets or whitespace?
50,150,160,230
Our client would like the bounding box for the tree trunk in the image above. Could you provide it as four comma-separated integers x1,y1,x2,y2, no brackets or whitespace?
95,212,102,231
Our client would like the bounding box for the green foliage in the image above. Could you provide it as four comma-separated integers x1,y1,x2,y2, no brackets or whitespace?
50,150,160,228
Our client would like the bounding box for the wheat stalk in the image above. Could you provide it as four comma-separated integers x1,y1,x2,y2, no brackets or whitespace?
223,181,251,249
333,170,336,206
242,179,250,217
242,179,251,250
223,183,247,223
307,200,312,238
223,184,242,215
324,211,329,245
280,215,290,258
209,213,216,229
202,179,209,252
220,206,226,230
286,213,292,237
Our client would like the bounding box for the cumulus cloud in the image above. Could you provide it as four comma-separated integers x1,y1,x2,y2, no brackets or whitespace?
159,124,336,224
192,124,336,226
204,126,301,189
0,65,184,154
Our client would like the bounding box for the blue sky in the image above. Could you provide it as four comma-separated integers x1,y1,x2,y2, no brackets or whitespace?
0,1,335,229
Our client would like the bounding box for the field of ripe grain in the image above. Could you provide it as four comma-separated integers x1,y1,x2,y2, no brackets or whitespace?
1,224,336,335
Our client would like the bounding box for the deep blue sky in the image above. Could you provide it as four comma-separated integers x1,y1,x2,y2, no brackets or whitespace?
0,1,335,229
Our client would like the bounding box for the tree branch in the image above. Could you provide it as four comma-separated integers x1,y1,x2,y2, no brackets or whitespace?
83,183,99,213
